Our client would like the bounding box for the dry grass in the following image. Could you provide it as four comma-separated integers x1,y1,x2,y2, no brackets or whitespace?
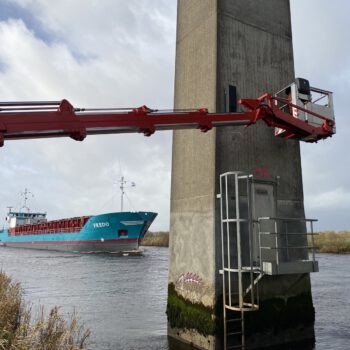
312,231,350,254
140,230,350,252
0,271,90,350
140,231,169,247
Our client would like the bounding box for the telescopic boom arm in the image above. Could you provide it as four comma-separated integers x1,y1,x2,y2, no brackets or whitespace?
0,83,335,148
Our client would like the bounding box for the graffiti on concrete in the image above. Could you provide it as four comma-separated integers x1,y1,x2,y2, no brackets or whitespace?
175,272,210,303
253,166,270,178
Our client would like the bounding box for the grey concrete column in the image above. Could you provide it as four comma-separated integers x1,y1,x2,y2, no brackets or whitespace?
168,1,315,349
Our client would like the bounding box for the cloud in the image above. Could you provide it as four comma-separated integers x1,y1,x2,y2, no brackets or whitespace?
0,1,348,232
291,0,350,82
307,187,350,210
291,0,350,230
0,2,176,231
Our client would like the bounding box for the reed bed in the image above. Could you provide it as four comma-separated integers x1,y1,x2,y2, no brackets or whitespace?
140,230,350,253
0,271,90,350
140,231,169,247
312,231,350,254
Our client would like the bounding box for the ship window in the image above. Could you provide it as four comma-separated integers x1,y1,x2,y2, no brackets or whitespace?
118,229,128,237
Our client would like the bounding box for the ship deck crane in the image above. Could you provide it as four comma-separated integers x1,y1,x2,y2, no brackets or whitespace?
0,78,335,147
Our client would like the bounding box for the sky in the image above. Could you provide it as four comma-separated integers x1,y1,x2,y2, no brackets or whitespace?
0,0,348,232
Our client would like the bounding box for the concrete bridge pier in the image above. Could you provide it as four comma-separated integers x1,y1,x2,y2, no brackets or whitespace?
167,1,315,349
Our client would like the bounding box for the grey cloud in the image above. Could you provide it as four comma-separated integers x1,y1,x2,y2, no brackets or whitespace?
0,1,349,232
0,3,175,231
291,0,350,230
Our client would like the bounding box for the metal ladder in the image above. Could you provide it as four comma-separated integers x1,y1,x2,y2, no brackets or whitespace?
218,172,263,350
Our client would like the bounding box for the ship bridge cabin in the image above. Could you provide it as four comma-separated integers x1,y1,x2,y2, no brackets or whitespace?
6,210,47,228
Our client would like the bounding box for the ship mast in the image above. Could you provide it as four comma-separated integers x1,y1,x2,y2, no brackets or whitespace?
119,176,126,212
20,188,33,213
118,176,135,212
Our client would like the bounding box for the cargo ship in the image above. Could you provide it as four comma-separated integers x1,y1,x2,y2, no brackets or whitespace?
0,209,157,253
0,187,157,253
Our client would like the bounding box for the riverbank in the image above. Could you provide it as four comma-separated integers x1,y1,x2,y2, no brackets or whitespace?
0,271,90,350
313,231,350,254
140,231,169,247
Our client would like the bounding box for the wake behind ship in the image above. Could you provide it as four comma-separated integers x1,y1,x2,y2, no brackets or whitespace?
0,209,157,253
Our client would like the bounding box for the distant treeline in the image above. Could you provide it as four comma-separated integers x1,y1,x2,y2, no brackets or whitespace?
141,230,350,253
312,231,350,254
140,231,169,247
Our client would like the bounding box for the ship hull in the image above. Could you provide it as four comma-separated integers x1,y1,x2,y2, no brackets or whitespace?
1,239,139,253
0,211,157,253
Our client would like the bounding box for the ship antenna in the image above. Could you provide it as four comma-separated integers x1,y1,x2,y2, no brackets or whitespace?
20,188,33,213
118,176,135,212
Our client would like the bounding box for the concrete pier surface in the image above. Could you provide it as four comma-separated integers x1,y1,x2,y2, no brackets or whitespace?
168,1,315,349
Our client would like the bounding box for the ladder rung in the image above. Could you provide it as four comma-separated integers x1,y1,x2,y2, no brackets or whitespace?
260,246,311,249
222,218,248,223
223,266,261,272
227,318,242,323
227,345,242,349
227,331,242,336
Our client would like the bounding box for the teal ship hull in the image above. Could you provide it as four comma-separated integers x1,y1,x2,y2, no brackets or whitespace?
0,211,157,253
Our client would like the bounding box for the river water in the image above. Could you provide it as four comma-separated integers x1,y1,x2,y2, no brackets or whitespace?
0,247,349,350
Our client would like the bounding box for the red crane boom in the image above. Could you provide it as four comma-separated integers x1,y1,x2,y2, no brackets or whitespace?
0,88,335,148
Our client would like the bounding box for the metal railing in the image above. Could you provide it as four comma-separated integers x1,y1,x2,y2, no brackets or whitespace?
257,217,318,268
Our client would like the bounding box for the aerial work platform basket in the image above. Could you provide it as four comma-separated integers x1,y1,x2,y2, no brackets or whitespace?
274,78,335,141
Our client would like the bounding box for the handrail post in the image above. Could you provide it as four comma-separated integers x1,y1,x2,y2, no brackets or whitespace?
274,219,279,266
310,220,316,264
285,221,289,262
258,220,262,271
